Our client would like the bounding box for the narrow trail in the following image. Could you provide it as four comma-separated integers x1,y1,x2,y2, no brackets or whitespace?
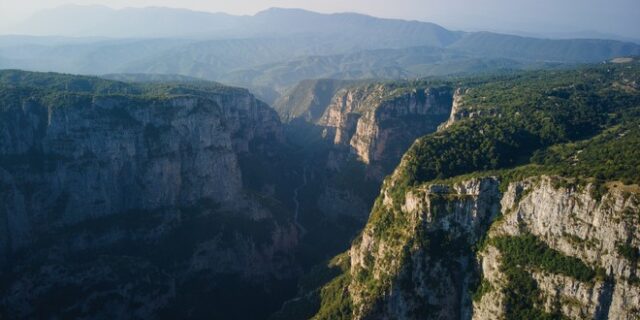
292,166,308,235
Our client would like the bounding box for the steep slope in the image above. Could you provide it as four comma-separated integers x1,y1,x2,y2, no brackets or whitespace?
278,80,454,179
275,59,640,320
265,80,457,279
274,79,357,122
0,70,299,319
317,82,453,178
266,80,456,264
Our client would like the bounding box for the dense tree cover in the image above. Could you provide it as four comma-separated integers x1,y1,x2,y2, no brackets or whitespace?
430,120,640,192
531,121,640,185
492,235,596,282
491,234,598,320
399,61,640,187
0,69,245,101
0,69,135,94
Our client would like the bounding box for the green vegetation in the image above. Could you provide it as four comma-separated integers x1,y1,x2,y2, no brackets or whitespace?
492,235,596,282
397,61,640,189
472,279,493,302
313,273,353,320
531,122,640,185
419,119,640,198
617,242,639,263
304,61,640,319
491,234,596,319
0,69,246,103
271,254,352,320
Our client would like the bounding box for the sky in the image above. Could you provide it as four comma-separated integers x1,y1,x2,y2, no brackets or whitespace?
1,0,639,39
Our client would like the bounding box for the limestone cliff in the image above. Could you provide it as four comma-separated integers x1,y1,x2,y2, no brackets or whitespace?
437,88,499,132
318,83,453,179
274,59,640,320
0,83,283,255
269,81,456,256
437,88,465,131
0,72,297,319
475,177,640,320
349,177,501,319
329,174,639,320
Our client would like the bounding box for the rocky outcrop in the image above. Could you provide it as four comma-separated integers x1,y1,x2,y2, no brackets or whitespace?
475,177,640,320
0,88,282,255
437,87,465,131
436,88,502,132
318,84,453,178
330,175,639,320
0,74,298,319
348,177,501,319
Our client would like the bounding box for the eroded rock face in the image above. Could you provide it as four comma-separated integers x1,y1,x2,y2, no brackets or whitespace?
475,177,640,320
438,88,465,131
0,91,281,254
341,176,639,320
437,88,499,132
273,82,456,230
318,84,453,179
348,178,501,319
0,86,299,318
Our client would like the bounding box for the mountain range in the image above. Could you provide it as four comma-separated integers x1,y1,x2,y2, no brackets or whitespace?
1,6,639,104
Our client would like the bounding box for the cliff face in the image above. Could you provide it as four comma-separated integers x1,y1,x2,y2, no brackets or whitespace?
274,60,640,320
273,79,352,123
437,88,499,132
268,81,456,262
341,175,640,320
437,88,465,131
0,89,281,255
0,74,298,319
347,177,501,319
318,84,453,179
475,177,640,320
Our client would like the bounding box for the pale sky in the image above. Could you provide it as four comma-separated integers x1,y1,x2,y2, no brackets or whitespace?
1,0,639,39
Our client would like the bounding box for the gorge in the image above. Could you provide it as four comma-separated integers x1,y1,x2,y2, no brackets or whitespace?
0,5,639,319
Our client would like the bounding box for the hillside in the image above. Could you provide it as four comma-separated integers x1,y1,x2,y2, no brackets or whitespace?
0,70,301,318
274,58,640,320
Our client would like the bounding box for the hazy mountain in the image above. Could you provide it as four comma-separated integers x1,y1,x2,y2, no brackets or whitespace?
496,29,640,44
9,5,242,38
222,46,556,96
2,6,639,103
246,8,460,47
9,5,460,48
100,73,208,83
450,32,640,62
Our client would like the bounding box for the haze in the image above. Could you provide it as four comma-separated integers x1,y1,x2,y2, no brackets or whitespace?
1,0,639,40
